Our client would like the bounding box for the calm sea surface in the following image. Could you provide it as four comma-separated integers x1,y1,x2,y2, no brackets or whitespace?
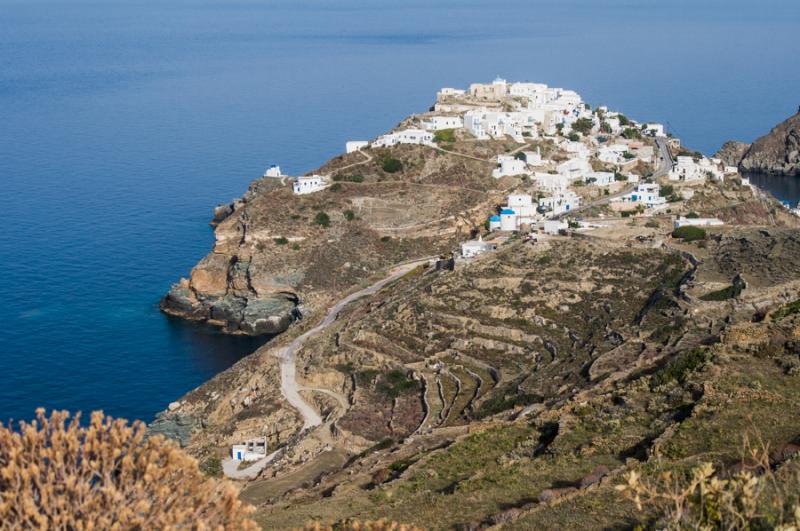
2,0,799,423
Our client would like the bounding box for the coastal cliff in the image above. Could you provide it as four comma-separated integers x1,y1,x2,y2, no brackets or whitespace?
739,111,800,176
161,133,512,335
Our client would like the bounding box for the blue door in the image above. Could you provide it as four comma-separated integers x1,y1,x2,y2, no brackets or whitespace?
236,451,242,460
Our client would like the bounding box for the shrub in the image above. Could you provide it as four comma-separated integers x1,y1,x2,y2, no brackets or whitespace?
672,225,706,242
645,219,660,228
771,299,800,320
291,243,300,251
618,114,630,126
650,348,711,388
617,437,800,530
380,235,391,242
568,132,580,142
700,283,743,301
273,236,289,245
305,520,423,531
572,117,594,135
433,128,456,144
376,370,416,399
343,209,356,221
0,409,256,529
333,174,365,183
686,211,700,219
660,184,674,197
329,183,342,192
614,172,628,181
623,151,636,160
381,157,403,173
622,127,642,140
314,212,331,228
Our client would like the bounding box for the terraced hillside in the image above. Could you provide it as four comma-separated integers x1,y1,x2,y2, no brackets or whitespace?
233,226,800,529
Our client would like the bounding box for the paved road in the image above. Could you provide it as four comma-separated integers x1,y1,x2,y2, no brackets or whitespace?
278,259,432,431
556,136,675,219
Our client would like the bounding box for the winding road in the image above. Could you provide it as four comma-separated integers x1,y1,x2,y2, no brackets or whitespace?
278,259,432,431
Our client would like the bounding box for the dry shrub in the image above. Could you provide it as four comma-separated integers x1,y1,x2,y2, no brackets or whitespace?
617,433,800,530
0,408,257,530
304,519,423,531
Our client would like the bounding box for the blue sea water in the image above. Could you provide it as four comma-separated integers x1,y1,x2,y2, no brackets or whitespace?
2,0,799,424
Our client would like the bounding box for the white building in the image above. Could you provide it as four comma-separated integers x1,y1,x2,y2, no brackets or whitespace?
543,220,568,235
437,87,466,98
598,143,630,165
488,214,501,230
231,437,267,462
421,116,463,131
461,237,496,258
585,171,615,186
669,156,723,182
557,158,593,181
263,164,282,178
674,216,724,228
506,194,538,224
499,208,518,231
644,123,666,137
533,172,571,193
492,155,528,178
522,147,543,166
373,128,435,148
346,141,369,154
293,175,328,195
615,183,667,208
539,191,581,216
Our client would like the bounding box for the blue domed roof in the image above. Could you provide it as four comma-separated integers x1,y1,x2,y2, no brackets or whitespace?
500,209,516,215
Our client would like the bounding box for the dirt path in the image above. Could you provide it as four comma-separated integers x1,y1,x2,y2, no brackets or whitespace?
278,259,433,431
222,448,281,480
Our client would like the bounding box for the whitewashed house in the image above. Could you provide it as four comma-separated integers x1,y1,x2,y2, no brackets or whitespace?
506,194,538,225
533,172,571,193
421,116,463,131
346,141,369,154
674,216,724,228
373,128,435,148
461,237,496,258
669,156,707,182
585,171,615,186
437,87,466,98
543,220,568,235
293,175,328,195
488,215,501,230
464,110,489,139
598,144,630,165
539,191,581,216
231,437,267,462
263,164,282,178
492,155,528,178
644,123,666,137
522,147,543,166
615,183,667,208
499,208,518,231
557,158,593,181
469,77,509,100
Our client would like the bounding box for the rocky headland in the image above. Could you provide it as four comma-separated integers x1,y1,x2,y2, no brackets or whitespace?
738,111,800,176
157,82,800,529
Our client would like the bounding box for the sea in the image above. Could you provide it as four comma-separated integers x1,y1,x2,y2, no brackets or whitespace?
2,0,799,424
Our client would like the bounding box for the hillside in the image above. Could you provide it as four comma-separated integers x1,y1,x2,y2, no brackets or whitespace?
154,81,800,529
739,111,800,176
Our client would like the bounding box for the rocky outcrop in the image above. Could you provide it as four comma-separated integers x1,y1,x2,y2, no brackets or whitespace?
739,111,800,176
714,140,750,167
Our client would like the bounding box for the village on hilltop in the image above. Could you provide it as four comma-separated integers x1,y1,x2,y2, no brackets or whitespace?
259,77,745,268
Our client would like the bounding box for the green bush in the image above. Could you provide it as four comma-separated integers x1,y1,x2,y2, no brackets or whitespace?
333,174,365,183
645,219,660,228
273,236,288,245
618,114,630,126
329,183,342,192
699,283,743,301
623,151,636,160
433,128,456,144
380,235,391,242
314,212,330,228
614,172,628,181
622,127,642,140
672,225,706,241
660,184,674,197
686,211,700,219
571,117,594,135
343,209,356,221
771,299,800,320
376,370,416,398
568,132,580,142
650,348,711,389
381,157,403,173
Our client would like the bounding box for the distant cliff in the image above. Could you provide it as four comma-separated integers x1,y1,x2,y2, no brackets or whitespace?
739,111,800,176
714,140,750,167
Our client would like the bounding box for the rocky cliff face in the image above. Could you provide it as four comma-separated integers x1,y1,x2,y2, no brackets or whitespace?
739,111,800,176
161,133,517,335
714,140,750,167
